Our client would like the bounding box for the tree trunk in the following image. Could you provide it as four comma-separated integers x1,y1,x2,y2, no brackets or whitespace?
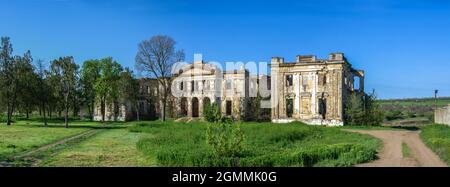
7,103,12,126
49,106,52,119
101,97,105,123
43,102,47,126
64,93,69,128
162,94,167,121
26,109,29,119
136,102,140,121
91,101,95,121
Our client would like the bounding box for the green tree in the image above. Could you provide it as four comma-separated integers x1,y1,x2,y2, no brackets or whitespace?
50,56,78,128
80,59,101,120
36,59,50,125
94,57,122,122
0,37,17,125
345,93,365,125
118,68,140,121
16,51,38,119
364,91,384,126
345,91,384,126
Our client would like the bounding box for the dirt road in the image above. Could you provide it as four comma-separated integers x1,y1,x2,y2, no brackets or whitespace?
346,130,447,167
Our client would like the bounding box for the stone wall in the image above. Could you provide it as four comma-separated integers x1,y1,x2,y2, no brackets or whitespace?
435,105,450,126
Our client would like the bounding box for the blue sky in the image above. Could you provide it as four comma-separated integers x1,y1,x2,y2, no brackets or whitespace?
0,0,449,99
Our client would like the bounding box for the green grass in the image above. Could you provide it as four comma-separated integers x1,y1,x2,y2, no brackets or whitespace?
41,128,156,167
1,119,383,167
420,124,450,166
402,142,411,158
0,121,94,161
132,121,381,167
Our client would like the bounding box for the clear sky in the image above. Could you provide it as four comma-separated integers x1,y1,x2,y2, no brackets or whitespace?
1,0,449,99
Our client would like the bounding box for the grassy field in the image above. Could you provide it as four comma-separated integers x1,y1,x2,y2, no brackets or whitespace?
378,97,450,125
132,121,381,167
0,119,388,167
41,127,155,167
378,97,450,107
420,124,450,165
0,121,94,161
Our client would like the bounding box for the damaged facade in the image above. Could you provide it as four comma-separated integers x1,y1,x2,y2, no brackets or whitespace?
171,61,250,119
93,52,365,126
270,53,364,126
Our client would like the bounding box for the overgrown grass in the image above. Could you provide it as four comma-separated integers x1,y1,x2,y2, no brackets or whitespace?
420,124,450,166
41,128,155,167
0,120,125,162
132,121,381,167
0,122,91,161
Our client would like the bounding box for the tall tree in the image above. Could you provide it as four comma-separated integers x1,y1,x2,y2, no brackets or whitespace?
80,60,101,121
36,59,49,125
16,51,38,119
50,56,78,128
0,37,18,125
135,35,185,121
94,57,122,122
119,68,140,121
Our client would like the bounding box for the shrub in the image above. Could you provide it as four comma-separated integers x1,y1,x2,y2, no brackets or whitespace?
203,102,221,123
206,120,244,158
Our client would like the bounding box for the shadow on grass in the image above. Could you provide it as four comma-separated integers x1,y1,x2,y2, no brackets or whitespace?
390,126,420,131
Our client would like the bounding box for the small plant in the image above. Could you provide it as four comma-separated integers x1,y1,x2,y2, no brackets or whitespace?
206,119,245,158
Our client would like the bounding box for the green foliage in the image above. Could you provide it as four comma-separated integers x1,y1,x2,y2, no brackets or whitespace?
132,121,380,167
420,125,450,166
345,91,384,126
203,102,222,123
50,56,79,127
94,57,123,122
80,59,102,119
206,121,244,157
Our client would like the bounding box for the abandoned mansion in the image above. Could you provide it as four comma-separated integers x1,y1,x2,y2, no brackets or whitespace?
93,52,365,126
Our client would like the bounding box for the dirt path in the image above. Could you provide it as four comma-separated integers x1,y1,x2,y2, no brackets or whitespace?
346,130,447,167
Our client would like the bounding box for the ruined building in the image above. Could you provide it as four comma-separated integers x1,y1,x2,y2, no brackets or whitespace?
93,52,365,126
171,61,250,119
270,53,364,126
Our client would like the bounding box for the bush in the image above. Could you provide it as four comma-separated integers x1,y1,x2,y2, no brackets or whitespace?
206,120,244,157
203,102,221,123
